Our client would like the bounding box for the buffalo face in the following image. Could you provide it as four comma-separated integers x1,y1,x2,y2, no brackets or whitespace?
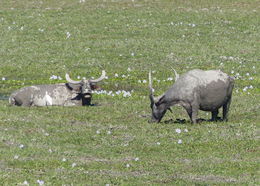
66,70,106,105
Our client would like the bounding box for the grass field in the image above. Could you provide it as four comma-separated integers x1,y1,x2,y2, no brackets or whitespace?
0,0,259,185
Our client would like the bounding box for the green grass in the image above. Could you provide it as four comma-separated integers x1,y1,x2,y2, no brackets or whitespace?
0,0,259,185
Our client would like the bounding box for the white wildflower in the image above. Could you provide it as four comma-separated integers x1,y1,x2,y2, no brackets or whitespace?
122,74,126,78
156,142,160,145
127,67,131,72
249,77,253,80
49,75,58,80
184,129,188,132
48,149,53,153
72,163,77,167
23,180,29,185
252,66,255,69
177,139,182,144
2,77,6,81
167,77,173,81
131,52,135,56
142,80,147,83
114,73,118,77
243,87,248,92
62,158,67,162
37,180,44,185
175,128,181,134
126,163,130,168
138,80,141,83
38,28,44,32
134,157,139,161
246,73,250,76
249,85,253,89
231,70,234,74
96,130,100,134
44,132,49,136
66,31,71,39
14,155,19,159
19,144,25,149
107,131,112,135
123,91,131,97
79,0,85,3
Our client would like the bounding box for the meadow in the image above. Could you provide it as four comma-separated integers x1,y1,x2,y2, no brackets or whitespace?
0,0,259,185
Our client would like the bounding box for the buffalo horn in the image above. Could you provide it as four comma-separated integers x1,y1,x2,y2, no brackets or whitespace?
65,73,81,84
171,67,179,82
149,71,155,104
89,70,106,83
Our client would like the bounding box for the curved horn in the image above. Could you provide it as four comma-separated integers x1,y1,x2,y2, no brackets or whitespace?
65,73,81,84
89,70,106,83
149,71,155,104
171,67,179,82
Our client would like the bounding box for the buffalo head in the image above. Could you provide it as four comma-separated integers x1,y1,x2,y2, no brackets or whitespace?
148,70,177,123
65,70,106,105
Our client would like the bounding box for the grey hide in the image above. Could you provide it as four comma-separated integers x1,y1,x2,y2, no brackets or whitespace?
9,71,106,106
149,69,234,123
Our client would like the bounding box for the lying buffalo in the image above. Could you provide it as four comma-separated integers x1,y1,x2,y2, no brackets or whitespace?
9,70,106,106
149,69,234,123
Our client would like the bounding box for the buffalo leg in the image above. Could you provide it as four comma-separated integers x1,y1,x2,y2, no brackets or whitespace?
211,110,219,121
183,104,193,122
185,108,192,121
223,98,231,122
191,106,199,124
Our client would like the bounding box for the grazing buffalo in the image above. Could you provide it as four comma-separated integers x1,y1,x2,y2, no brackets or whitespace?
149,69,234,123
9,70,106,106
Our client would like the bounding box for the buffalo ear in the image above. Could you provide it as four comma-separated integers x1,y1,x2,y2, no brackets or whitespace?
66,83,81,93
155,95,165,107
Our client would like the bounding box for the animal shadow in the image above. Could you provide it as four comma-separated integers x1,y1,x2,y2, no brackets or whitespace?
163,117,223,124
